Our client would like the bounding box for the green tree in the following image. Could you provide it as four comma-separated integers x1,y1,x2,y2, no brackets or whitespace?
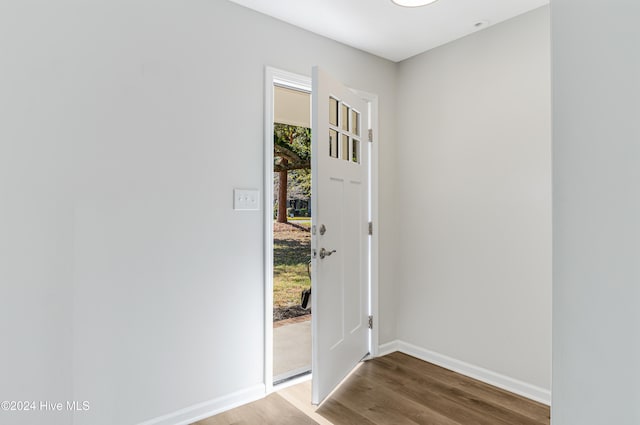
274,124,311,223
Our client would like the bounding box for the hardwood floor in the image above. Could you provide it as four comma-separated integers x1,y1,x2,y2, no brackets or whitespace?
194,393,317,425
318,352,550,425
193,352,550,425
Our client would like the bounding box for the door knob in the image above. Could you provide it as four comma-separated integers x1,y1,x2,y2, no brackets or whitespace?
319,248,337,259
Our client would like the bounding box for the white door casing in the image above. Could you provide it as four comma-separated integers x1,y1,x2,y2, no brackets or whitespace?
311,67,370,405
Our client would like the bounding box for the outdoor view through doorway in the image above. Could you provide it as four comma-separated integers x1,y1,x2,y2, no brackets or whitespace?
273,85,312,383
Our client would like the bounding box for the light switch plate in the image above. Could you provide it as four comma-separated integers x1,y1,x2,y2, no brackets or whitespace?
234,189,260,211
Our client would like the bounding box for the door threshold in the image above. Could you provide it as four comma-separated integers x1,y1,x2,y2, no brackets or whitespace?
273,370,312,390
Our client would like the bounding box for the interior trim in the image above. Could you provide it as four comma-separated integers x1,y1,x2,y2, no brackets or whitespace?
136,384,265,425
379,340,551,405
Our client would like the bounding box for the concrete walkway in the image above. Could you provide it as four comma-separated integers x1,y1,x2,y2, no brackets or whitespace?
274,316,311,381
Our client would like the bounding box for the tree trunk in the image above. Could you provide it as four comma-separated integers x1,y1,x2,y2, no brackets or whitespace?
277,159,288,223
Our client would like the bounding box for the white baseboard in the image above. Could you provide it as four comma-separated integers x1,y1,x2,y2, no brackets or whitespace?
135,340,550,425
137,384,266,425
378,340,401,357
377,340,551,406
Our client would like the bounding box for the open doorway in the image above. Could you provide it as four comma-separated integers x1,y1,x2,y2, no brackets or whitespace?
272,84,312,384
264,67,380,397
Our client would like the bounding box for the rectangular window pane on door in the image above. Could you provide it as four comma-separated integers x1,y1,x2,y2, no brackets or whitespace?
351,110,360,136
329,97,338,127
352,139,360,164
342,134,349,161
341,104,349,131
330,129,338,158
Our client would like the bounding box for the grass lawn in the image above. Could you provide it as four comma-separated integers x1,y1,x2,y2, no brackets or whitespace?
273,222,311,309
287,217,311,228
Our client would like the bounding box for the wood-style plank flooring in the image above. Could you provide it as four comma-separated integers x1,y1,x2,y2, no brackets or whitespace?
194,392,317,425
194,352,550,425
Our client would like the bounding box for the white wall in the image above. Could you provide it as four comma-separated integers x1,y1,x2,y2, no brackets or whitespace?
64,1,397,424
0,2,74,425
394,7,552,392
1,0,560,423
552,1,640,423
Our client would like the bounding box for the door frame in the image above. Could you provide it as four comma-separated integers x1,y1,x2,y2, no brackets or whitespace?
263,66,379,395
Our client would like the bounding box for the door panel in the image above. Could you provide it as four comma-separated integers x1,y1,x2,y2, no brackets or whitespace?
311,67,369,405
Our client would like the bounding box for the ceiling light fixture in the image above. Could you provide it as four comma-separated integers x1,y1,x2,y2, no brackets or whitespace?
391,0,438,7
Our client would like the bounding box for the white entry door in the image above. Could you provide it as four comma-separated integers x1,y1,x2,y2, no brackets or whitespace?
311,67,370,405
